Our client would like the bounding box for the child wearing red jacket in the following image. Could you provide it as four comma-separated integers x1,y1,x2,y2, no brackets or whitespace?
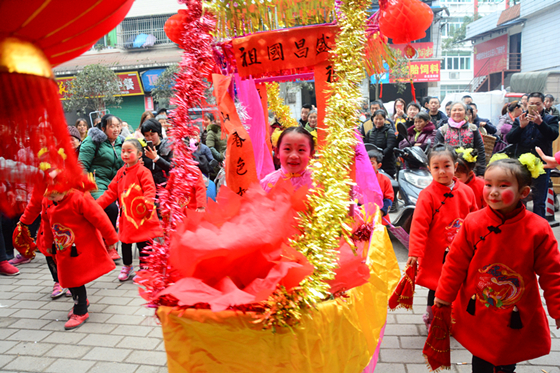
407,144,478,330
97,138,163,281
41,178,117,330
455,147,486,208
435,156,560,372
368,149,394,224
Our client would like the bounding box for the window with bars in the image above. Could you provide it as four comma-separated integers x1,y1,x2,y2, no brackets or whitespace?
117,15,174,49
441,52,472,70
441,17,465,38
440,84,467,99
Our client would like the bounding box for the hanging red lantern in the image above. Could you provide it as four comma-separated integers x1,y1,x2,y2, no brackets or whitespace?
378,0,433,45
0,0,134,216
164,10,191,46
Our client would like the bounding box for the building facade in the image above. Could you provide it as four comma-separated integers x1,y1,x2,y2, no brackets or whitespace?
465,0,560,96
438,0,507,99
54,0,183,128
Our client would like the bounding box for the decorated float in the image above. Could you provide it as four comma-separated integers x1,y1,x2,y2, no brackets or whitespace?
134,0,433,372
0,0,433,372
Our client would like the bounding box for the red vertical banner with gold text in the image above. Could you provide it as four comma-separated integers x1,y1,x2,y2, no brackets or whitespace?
314,60,334,147
212,74,258,196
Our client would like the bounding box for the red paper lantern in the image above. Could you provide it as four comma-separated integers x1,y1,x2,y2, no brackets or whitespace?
0,1,134,216
378,0,433,45
0,0,135,67
164,10,190,46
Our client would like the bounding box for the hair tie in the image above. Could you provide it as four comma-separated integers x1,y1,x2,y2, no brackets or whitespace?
125,135,147,148
488,153,509,164
518,153,546,179
456,147,477,163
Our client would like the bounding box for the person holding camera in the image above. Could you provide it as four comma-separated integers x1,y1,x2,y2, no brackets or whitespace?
141,119,173,186
506,92,559,218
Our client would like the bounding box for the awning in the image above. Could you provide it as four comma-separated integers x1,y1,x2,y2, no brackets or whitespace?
462,18,524,43
53,46,182,75
510,71,560,94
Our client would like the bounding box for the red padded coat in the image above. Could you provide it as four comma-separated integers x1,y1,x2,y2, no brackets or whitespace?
409,178,478,290
41,190,117,288
97,162,163,244
465,172,486,209
436,207,560,366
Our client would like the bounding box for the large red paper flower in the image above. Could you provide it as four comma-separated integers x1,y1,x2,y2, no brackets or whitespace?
158,181,313,311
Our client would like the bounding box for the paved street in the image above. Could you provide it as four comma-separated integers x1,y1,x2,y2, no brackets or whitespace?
0,210,559,372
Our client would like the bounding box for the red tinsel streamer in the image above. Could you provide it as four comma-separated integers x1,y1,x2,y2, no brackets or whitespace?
135,0,217,307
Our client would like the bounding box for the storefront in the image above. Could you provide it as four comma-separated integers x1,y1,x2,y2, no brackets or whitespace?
57,70,163,127
368,42,440,103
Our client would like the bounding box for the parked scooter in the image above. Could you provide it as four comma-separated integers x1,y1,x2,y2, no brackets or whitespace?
391,122,433,233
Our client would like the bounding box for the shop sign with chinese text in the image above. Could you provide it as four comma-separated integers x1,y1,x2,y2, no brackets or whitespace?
389,61,440,83
56,71,144,100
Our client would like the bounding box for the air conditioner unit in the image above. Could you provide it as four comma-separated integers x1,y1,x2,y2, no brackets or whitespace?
449,72,459,80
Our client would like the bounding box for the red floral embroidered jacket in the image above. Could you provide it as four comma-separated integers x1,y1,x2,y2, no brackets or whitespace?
97,162,163,244
41,190,117,288
436,207,560,366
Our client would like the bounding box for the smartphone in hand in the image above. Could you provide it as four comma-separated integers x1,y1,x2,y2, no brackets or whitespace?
146,141,153,149
528,105,538,116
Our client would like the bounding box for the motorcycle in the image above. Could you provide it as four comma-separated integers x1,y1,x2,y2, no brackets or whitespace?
391,122,433,234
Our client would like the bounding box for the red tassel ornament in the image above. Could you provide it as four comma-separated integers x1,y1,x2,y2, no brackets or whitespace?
423,305,452,372
388,264,416,310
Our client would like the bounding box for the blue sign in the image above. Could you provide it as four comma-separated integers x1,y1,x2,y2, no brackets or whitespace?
140,68,166,92
370,62,390,84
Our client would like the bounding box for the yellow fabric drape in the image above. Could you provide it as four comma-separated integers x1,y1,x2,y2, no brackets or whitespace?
157,214,400,373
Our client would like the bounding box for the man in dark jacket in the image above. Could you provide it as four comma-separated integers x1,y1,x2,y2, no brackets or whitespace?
299,104,312,127
427,97,448,127
507,92,560,218
364,121,397,177
470,102,497,135
141,119,173,186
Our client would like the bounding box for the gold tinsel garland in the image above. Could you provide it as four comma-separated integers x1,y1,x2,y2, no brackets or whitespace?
257,0,371,329
266,82,300,147
266,82,299,128
206,0,335,38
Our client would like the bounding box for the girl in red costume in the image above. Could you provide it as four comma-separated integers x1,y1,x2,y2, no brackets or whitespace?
41,177,118,330
407,144,478,329
261,127,314,193
455,147,486,208
97,139,163,281
435,157,560,373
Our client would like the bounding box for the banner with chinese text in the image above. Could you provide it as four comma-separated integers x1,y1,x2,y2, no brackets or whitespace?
473,35,508,77
212,74,258,196
390,61,440,83
56,71,144,100
392,42,434,59
231,25,338,78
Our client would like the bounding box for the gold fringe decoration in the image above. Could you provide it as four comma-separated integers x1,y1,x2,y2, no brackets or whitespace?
206,0,335,38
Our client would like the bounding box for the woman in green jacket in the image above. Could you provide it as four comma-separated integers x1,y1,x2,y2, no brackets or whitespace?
78,115,124,260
